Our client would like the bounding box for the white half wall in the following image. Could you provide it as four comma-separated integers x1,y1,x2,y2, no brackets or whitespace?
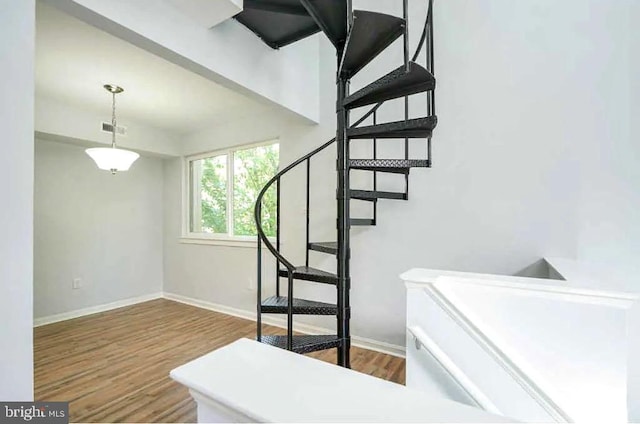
34,138,164,319
0,0,35,401
437,277,631,422
403,270,640,422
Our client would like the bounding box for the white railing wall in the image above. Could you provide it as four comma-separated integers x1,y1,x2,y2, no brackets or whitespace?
403,265,640,423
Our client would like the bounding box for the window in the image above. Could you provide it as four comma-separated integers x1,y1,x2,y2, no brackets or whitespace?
186,141,279,243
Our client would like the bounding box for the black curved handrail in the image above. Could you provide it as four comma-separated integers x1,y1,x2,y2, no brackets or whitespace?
254,1,435,267
413,0,434,64
254,137,336,271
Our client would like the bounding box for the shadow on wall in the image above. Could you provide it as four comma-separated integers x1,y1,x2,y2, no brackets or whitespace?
514,259,565,280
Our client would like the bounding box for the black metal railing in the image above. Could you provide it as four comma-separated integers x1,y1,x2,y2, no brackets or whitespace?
425,0,435,162
255,137,335,348
404,0,410,195
254,0,435,355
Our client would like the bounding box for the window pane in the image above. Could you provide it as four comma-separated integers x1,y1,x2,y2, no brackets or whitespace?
233,144,279,237
191,154,227,234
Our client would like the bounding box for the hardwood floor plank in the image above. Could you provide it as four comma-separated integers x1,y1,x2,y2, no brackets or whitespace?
34,299,405,423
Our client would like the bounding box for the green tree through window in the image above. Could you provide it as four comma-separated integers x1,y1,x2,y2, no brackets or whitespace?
199,155,227,234
233,144,279,237
190,143,279,238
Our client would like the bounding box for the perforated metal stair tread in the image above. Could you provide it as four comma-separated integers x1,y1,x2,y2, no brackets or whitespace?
300,0,347,47
261,296,337,315
348,116,437,140
351,190,407,201
344,62,435,109
235,0,320,49
308,242,338,255
278,266,339,285
339,10,405,77
350,159,430,174
259,335,342,354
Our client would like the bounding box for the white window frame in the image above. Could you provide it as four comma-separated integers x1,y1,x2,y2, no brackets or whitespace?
181,139,279,248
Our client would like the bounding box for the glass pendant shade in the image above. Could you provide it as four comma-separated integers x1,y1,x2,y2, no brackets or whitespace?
86,147,140,173
88,84,138,174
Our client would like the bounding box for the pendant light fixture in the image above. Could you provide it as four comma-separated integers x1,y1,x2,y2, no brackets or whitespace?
86,84,139,174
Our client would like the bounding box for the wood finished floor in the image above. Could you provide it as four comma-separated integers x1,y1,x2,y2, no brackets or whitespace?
34,299,405,423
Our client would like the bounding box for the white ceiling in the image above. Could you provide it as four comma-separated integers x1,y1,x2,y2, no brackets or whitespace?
36,2,267,135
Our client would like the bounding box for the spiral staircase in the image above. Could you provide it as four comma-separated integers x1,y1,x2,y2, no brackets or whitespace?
247,0,436,368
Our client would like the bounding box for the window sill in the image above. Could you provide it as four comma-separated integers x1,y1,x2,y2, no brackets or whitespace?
179,236,276,249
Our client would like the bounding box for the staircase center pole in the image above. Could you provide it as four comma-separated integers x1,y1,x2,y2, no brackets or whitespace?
336,53,351,369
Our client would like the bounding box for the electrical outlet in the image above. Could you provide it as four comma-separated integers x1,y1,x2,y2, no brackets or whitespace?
247,278,255,291
72,278,82,289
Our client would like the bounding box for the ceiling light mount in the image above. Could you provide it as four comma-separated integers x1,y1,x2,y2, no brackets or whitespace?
103,84,124,94
86,84,139,174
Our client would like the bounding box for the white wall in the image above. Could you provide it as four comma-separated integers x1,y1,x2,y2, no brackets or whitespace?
36,95,181,157
34,138,164,319
574,0,640,292
350,0,637,342
163,111,332,318
42,0,320,123
0,0,35,400
164,157,270,312
163,0,638,347
163,36,337,327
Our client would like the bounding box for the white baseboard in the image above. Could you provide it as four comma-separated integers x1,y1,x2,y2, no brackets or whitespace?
163,292,257,321
33,292,163,327
33,291,405,358
163,292,405,358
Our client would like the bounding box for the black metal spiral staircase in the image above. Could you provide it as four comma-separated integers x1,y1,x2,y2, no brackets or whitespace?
247,0,436,368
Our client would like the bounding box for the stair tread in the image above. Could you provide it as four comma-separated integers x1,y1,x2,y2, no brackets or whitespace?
344,62,435,109
278,266,339,285
261,296,337,315
260,334,341,354
340,10,405,77
308,241,338,255
351,190,406,201
350,159,429,172
300,0,347,47
351,218,375,226
348,116,437,140
235,1,320,49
